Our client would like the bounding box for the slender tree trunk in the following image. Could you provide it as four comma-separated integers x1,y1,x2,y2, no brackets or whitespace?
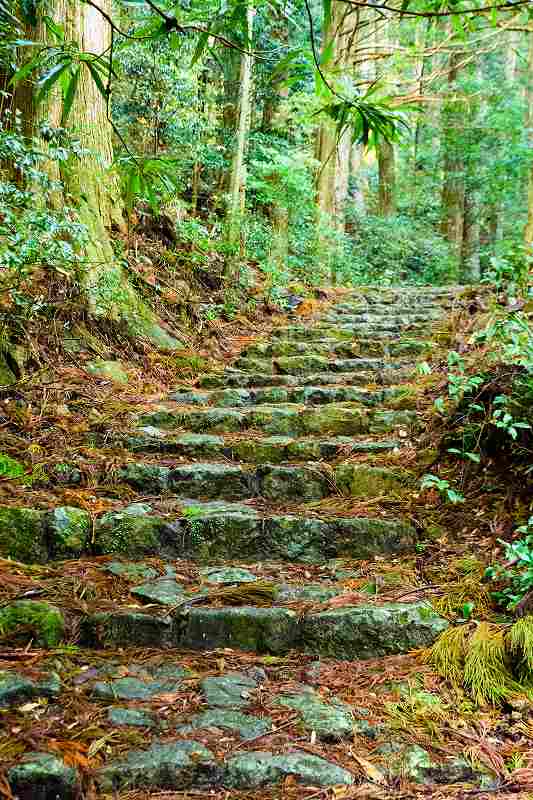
226,2,255,269
377,139,396,216
461,190,481,281
375,16,396,216
441,47,465,258
523,31,533,250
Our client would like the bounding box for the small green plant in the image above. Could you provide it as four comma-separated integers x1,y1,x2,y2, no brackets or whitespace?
0,453,25,479
420,473,465,504
484,517,533,611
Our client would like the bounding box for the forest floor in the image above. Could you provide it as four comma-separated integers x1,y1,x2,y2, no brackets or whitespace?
1,284,533,800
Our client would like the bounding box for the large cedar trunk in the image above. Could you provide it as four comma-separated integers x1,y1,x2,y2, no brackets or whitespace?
16,0,180,348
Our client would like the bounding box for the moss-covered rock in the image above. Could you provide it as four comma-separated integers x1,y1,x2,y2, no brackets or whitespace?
0,670,61,707
300,603,449,659
276,689,355,741
0,506,47,563
335,464,413,497
95,505,164,556
224,750,354,788
45,506,91,558
8,752,79,800
0,601,64,648
97,740,217,793
201,672,258,708
82,610,175,648
86,359,129,384
257,465,329,502
169,463,251,500
120,463,170,493
179,607,298,653
299,405,369,436
179,709,271,740
274,355,329,374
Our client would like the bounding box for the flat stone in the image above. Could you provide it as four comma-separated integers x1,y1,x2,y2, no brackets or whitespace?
300,603,449,659
276,584,340,603
105,561,160,581
8,752,79,800
93,664,189,700
97,740,217,792
120,463,170,493
0,670,61,707
224,750,354,788
107,707,156,727
86,359,129,384
131,579,186,605
179,607,298,653
180,709,271,740
276,689,355,740
201,673,258,708
169,463,251,499
200,567,258,584
257,465,329,501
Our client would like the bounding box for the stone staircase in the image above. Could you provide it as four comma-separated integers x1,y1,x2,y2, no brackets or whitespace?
1,286,482,798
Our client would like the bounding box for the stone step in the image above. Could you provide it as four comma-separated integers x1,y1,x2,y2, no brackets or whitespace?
138,402,416,436
114,429,401,462
232,355,412,374
167,385,409,408
82,601,448,659
244,337,430,359
271,324,427,341
319,311,442,324
198,368,412,389
97,500,416,561
117,460,414,503
0,499,416,564
304,322,431,336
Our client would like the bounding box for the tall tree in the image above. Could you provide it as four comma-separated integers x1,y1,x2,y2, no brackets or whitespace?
440,44,466,259
16,0,180,348
226,1,256,266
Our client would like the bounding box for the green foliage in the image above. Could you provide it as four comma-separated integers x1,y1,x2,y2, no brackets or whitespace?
420,473,465,504
0,453,25,478
342,214,459,286
485,517,533,612
117,154,182,215
0,116,87,314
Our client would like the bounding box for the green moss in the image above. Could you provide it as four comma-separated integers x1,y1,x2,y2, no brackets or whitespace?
0,601,64,647
0,506,47,563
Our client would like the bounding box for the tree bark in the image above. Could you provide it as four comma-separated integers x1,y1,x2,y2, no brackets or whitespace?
441,47,465,259
523,31,533,251
377,139,396,216
18,0,180,348
226,2,255,269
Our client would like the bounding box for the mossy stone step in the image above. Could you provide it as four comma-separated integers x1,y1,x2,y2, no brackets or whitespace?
117,429,401,462
198,368,411,389
224,355,411,375
138,402,416,437
83,602,448,658
245,338,430,359
168,385,403,408
116,460,415,502
94,501,415,561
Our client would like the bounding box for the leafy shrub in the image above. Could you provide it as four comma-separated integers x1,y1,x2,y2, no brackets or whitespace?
343,213,459,285
485,517,533,612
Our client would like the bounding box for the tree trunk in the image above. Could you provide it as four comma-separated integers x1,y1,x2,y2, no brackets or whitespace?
226,2,255,269
17,0,180,348
377,139,396,216
523,31,533,250
441,48,465,259
461,190,481,281
315,1,357,232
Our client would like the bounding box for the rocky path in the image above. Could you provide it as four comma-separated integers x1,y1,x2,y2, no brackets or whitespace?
1,286,499,798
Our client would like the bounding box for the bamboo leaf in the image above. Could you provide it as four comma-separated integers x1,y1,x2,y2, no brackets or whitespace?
36,60,71,103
